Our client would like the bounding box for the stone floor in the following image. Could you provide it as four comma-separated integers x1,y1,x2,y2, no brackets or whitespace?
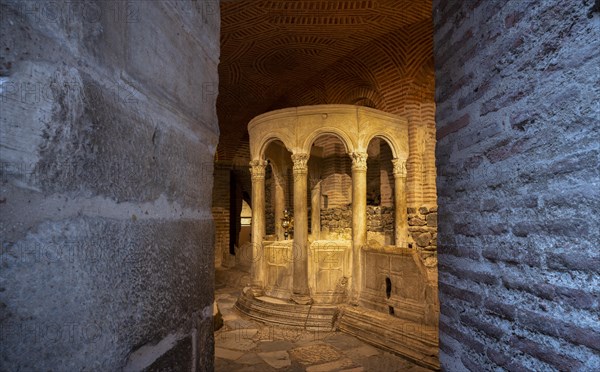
214,267,433,372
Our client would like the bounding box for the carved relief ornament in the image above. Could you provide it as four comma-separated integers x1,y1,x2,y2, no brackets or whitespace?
291,153,309,174
392,158,407,177
249,159,267,180
350,152,368,171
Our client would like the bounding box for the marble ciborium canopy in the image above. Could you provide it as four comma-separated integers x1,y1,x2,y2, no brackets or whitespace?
243,104,409,304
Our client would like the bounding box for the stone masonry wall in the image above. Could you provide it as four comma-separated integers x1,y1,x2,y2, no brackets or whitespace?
434,0,599,370
212,167,230,267
408,206,437,251
0,1,219,370
320,206,394,237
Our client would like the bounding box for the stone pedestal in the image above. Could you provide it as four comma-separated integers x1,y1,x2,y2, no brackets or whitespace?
262,240,293,298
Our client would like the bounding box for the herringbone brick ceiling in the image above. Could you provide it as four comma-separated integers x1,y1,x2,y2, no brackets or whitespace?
218,0,433,161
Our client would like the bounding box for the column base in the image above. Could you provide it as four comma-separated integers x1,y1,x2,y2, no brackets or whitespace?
290,294,313,305
348,295,360,306
245,281,264,297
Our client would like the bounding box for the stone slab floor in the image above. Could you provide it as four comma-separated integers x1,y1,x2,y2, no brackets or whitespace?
215,267,433,372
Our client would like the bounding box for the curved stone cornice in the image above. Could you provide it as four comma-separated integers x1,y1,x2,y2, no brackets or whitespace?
248,104,409,161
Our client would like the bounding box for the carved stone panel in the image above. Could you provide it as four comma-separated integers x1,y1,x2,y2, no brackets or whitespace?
309,240,351,304
360,248,431,324
263,241,293,298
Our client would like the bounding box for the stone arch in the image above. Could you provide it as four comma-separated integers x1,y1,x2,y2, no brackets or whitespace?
362,133,405,161
256,135,293,160
302,127,355,155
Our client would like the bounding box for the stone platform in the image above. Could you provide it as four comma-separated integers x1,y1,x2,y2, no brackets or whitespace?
235,289,439,370
337,306,439,370
218,267,435,371
235,289,339,332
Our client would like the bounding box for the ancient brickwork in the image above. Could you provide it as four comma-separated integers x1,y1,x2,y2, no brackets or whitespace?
219,0,437,210
434,0,600,370
0,1,219,370
315,135,353,208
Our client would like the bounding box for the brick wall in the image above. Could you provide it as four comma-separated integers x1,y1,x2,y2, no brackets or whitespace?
434,0,600,370
315,136,353,208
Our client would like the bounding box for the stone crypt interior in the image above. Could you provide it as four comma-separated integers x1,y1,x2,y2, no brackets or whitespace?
229,105,439,369
1,0,598,371
213,1,441,369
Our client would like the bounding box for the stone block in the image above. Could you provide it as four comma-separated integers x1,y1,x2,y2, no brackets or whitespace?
427,213,438,227
0,1,219,370
409,217,427,226
415,232,433,247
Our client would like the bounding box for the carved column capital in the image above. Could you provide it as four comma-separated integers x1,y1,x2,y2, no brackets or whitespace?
350,152,368,172
392,158,407,178
291,153,309,175
249,159,267,180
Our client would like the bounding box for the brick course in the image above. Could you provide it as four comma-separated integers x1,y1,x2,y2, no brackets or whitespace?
434,0,600,370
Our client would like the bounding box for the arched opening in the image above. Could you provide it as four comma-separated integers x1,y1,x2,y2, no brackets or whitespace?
263,140,293,240
238,200,252,248
366,137,396,246
309,134,353,240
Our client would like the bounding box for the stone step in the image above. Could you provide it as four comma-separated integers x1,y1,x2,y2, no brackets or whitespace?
235,293,339,331
336,305,440,370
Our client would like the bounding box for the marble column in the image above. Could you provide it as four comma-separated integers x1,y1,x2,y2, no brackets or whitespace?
392,158,408,247
274,170,286,240
311,180,321,240
350,151,368,300
249,159,267,293
291,153,311,304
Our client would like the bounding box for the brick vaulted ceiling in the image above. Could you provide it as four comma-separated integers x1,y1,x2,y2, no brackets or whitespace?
217,0,434,163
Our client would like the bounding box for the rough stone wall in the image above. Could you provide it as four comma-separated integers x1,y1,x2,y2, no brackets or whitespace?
213,167,230,267
434,0,600,370
367,206,394,235
408,206,437,250
320,206,352,239
0,1,219,370
320,206,394,237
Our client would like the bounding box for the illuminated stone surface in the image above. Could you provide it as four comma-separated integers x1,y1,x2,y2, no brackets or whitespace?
235,105,439,368
216,267,432,371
